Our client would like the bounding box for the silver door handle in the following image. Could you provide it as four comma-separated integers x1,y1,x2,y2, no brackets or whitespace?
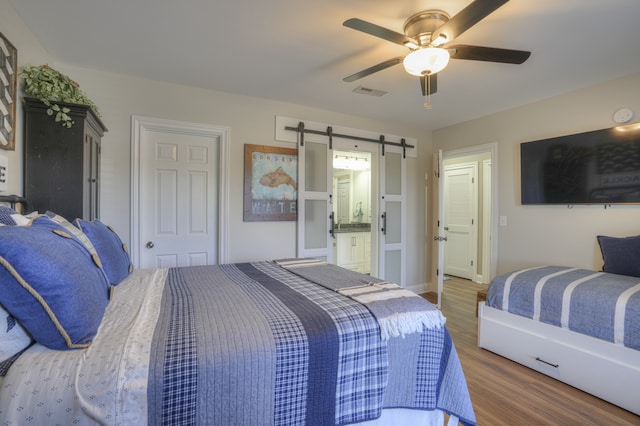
146,241,155,249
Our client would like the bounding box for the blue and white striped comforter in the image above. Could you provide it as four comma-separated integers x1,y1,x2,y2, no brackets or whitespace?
147,261,476,426
487,266,640,350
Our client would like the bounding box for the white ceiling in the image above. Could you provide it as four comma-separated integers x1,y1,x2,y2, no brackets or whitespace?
10,0,640,131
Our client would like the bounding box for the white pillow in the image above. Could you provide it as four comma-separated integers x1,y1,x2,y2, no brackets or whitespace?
0,303,32,364
10,211,38,226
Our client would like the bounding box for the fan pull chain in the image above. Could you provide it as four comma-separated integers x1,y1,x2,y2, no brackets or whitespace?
424,74,433,110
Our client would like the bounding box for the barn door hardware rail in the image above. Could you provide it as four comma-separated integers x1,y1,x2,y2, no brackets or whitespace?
285,121,414,158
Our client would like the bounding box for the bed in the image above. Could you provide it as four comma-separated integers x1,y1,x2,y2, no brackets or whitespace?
0,208,475,425
478,264,640,415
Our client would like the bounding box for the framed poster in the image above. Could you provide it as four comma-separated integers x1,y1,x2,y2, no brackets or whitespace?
0,32,17,151
244,144,297,221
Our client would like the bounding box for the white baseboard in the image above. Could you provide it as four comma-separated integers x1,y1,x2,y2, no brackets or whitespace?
406,282,427,294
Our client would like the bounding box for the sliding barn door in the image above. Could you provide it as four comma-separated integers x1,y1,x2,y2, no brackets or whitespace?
379,146,407,287
296,136,334,262
281,117,410,286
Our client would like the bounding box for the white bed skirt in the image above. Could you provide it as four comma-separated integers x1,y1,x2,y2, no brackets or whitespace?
355,408,452,425
478,302,640,415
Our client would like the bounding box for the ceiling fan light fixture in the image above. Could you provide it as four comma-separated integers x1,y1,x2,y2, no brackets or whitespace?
430,34,447,46
403,47,450,76
403,40,421,50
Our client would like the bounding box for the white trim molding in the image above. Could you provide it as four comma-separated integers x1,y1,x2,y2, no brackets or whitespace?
130,116,230,267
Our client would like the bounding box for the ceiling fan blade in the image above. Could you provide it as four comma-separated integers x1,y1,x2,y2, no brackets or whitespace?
449,44,530,64
420,74,438,96
343,18,418,47
343,56,404,82
431,0,509,44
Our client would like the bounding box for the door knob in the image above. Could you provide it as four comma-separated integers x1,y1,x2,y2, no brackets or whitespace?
146,241,155,249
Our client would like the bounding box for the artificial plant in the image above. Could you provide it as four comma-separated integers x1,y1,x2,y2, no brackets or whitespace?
21,64,101,128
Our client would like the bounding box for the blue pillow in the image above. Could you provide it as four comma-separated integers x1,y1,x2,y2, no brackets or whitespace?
45,211,101,264
0,216,110,350
597,234,640,278
75,219,132,285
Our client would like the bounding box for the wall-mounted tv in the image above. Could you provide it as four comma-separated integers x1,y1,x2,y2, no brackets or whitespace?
520,124,640,204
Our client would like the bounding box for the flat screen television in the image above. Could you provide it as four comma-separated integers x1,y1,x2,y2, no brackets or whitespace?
520,124,640,204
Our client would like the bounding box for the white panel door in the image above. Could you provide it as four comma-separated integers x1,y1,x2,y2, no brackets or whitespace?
443,162,477,280
481,159,492,284
138,125,219,268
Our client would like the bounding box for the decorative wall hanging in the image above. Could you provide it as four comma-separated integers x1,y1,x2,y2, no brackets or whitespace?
0,32,17,150
244,144,297,221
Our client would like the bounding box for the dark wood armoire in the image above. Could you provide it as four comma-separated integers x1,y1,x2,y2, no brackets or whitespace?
23,97,107,220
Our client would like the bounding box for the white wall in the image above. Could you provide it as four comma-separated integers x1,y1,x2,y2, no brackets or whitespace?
433,72,640,275
62,67,430,283
0,0,52,195
1,0,431,288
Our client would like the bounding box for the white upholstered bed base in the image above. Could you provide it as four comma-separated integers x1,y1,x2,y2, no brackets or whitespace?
478,302,640,415
357,408,446,426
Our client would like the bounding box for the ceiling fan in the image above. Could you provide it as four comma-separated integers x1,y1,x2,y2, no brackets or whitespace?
343,0,531,106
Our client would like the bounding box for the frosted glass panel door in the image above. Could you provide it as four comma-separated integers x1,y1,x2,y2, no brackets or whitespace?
297,140,333,261
305,199,328,249
379,149,406,286
384,201,402,244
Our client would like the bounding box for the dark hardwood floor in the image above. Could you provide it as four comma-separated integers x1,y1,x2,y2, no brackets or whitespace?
423,276,639,426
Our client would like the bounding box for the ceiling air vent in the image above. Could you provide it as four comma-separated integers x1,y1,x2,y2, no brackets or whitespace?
352,85,387,97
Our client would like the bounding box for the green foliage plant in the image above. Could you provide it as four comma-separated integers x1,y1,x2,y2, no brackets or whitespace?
21,64,101,128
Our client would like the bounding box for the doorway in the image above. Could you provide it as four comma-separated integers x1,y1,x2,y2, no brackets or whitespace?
296,136,409,284
332,150,372,274
442,153,492,283
131,116,230,268
443,161,478,281
434,143,497,308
